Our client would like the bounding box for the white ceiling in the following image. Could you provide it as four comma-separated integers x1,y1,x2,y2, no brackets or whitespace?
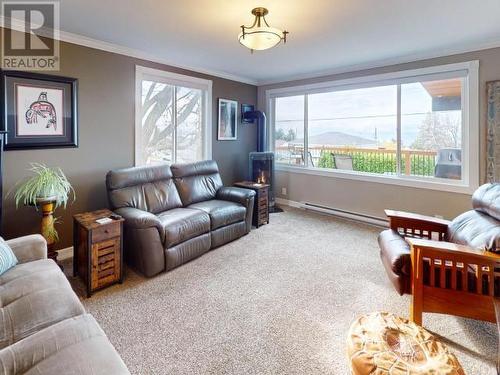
31,1,500,84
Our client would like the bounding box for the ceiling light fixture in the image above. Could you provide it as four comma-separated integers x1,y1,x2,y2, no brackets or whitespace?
239,7,288,52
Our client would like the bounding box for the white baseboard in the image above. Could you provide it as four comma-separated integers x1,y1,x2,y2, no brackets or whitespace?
57,246,73,260
275,197,388,227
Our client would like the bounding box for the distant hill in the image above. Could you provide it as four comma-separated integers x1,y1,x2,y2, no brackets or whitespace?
291,131,376,147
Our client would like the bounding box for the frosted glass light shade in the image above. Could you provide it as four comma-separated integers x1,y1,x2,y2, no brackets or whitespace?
238,27,283,51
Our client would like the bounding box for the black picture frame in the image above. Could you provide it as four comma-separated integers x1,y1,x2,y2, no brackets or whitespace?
241,104,255,124
1,70,78,150
217,98,238,141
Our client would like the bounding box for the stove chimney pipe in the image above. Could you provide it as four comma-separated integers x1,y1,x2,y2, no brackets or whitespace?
243,110,267,152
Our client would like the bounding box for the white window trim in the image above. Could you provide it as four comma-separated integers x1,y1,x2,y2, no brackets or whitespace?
134,65,213,165
265,61,479,195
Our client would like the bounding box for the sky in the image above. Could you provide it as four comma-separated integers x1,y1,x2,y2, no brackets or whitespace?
275,81,461,148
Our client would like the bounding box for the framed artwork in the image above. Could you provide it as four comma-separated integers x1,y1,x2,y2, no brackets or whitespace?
218,98,237,140
241,103,255,124
487,80,500,182
1,71,78,150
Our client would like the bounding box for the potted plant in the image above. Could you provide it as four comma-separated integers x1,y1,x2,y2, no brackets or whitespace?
12,163,75,262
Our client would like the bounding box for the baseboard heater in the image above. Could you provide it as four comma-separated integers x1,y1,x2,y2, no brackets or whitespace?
299,201,388,227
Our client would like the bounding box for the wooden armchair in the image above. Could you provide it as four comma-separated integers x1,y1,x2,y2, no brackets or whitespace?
383,209,500,325
407,237,500,325
380,181,500,370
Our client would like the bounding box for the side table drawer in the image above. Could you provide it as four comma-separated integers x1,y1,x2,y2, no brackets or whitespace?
92,222,120,243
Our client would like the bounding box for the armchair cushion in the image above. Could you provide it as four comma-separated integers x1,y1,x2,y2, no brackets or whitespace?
448,210,500,252
216,187,256,206
188,200,246,230
157,208,210,247
472,183,500,221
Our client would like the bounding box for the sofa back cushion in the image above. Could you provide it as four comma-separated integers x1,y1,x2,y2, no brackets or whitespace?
472,183,500,221
106,164,182,214
171,160,223,206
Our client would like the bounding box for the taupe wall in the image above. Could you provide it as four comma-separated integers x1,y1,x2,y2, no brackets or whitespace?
258,47,500,220
2,34,257,247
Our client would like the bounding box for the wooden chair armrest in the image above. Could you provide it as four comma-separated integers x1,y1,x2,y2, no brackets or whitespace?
406,238,500,260
408,237,500,325
385,210,451,240
494,297,500,374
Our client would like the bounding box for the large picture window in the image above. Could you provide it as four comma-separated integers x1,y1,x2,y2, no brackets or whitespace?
269,62,479,193
135,66,212,165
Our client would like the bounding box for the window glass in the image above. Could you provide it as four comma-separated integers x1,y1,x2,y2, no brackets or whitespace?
401,78,462,179
308,86,397,174
176,87,203,163
274,95,305,165
140,80,174,164
138,79,205,165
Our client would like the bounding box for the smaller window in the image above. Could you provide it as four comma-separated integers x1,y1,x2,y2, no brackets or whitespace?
135,66,212,166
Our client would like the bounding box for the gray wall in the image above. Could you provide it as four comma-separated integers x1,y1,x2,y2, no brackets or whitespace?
258,47,500,220
2,33,258,247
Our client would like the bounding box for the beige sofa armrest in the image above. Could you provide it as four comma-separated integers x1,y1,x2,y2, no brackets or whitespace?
6,234,47,264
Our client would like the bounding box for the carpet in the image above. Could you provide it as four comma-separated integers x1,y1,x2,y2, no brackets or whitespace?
64,207,498,374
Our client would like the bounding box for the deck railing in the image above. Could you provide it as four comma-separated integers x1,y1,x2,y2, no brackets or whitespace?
275,145,437,177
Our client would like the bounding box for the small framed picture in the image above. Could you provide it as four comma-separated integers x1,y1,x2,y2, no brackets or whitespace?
218,98,237,140
1,70,78,150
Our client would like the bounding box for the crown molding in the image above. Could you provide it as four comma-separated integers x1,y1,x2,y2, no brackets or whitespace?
0,16,259,86
3,15,500,88
256,38,500,86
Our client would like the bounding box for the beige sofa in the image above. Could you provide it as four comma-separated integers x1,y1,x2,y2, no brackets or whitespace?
0,234,129,375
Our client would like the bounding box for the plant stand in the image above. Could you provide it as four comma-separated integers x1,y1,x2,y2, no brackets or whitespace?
39,200,60,267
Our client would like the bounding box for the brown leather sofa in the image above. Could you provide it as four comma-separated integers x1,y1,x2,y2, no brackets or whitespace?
106,160,255,277
379,183,500,295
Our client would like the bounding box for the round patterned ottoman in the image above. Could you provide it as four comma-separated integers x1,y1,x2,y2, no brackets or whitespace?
347,312,464,375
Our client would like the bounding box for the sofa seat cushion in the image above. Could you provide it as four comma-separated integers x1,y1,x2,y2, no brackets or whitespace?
158,208,210,248
188,200,246,230
0,314,130,375
0,259,85,349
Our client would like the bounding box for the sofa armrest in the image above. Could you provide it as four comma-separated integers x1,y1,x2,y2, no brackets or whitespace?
114,207,164,238
217,187,255,233
6,234,47,264
385,209,451,240
217,186,256,206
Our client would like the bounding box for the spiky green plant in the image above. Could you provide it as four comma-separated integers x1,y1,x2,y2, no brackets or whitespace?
12,163,75,209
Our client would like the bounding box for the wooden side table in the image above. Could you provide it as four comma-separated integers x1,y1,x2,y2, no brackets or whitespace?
234,181,269,228
73,209,124,297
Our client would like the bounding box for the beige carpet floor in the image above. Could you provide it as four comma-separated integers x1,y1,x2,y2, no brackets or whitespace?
65,207,498,374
